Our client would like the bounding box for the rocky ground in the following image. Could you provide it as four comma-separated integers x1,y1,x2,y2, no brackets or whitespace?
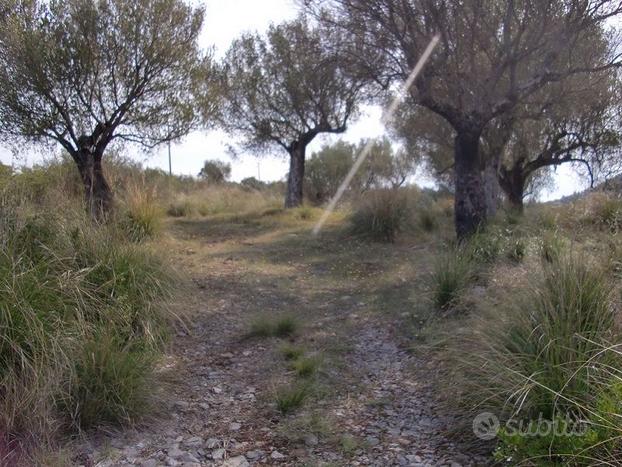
75,215,490,466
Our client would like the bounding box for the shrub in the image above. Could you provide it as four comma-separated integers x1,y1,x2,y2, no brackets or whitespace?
62,331,155,429
417,207,438,232
280,344,305,361
597,197,622,232
0,188,176,452
465,228,504,264
350,189,408,242
540,231,567,263
506,238,527,263
443,255,622,464
430,250,474,310
122,184,163,242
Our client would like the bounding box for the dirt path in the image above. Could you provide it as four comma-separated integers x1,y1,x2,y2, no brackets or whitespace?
78,216,489,467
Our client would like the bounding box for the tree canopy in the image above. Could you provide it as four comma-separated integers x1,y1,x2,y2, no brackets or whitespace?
0,0,211,218
307,0,622,237
219,16,367,207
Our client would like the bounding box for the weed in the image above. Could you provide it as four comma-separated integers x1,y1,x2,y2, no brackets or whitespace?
540,231,567,263
280,344,305,361
339,435,361,456
248,315,299,339
350,189,408,242
275,383,310,414
442,255,621,463
506,238,526,263
62,331,155,429
291,356,322,378
430,250,474,310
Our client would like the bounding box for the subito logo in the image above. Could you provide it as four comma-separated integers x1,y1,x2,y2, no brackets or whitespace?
472,412,500,440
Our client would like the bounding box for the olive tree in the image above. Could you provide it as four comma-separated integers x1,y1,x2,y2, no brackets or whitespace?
199,159,232,184
219,17,367,208
0,0,210,219
308,0,622,238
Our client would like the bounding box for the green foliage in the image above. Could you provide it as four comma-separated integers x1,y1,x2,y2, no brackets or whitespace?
0,190,175,439
63,331,155,429
444,255,621,464
274,383,310,414
540,231,567,263
418,208,438,232
506,238,527,263
593,195,622,232
248,315,299,339
121,185,163,242
291,356,322,378
198,160,232,184
430,249,474,310
240,177,267,191
464,228,504,264
280,344,305,361
305,141,356,204
350,189,408,242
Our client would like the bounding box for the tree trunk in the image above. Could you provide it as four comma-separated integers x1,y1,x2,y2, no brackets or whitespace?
285,143,306,208
75,148,113,221
454,131,487,240
499,167,526,214
483,156,501,218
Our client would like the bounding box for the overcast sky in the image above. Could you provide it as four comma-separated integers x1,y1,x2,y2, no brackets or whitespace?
0,0,586,200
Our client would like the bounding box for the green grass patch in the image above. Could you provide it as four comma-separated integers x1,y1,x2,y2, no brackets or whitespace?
291,356,322,378
274,383,311,414
429,249,474,310
280,344,305,361
248,314,299,339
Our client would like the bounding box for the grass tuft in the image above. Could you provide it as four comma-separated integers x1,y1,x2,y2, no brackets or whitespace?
275,383,310,414
429,249,474,310
248,314,299,339
280,344,305,361
350,189,408,243
291,356,322,378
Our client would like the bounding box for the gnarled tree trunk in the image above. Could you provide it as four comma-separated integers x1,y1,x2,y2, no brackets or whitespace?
285,142,306,208
499,166,526,214
75,147,113,221
454,131,487,239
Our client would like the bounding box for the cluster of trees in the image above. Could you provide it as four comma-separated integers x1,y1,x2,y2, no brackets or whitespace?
0,0,621,238
199,159,231,184
305,138,418,203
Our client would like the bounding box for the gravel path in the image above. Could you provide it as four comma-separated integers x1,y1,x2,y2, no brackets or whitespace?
76,221,490,467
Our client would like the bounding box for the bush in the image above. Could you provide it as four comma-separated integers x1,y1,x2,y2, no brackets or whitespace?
442,255,622,464
62,331,155,429
540,231,567,263
122,184,163,242
505,238,526,263
417,208,438,232
464,228,504,264
0,187,176,452
430,250,474,310
350,189,408,242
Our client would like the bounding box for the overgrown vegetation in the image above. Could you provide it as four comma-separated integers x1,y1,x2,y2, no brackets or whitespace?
426,195,622,465
0,160,177,461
